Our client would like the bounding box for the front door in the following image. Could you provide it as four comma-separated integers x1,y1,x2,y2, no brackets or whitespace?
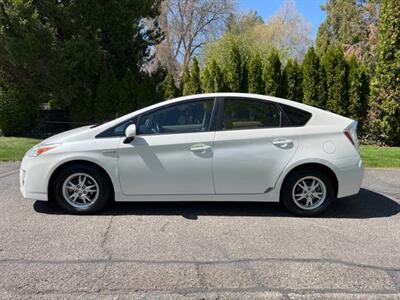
118,98,215,195
213,98,298,194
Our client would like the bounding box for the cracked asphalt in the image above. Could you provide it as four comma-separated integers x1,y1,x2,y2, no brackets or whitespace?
0,162,399,299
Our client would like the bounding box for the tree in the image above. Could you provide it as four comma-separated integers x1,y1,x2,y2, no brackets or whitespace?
315,0,380,69
93,63,118,122
347,56,369,133
370,0,400,145
315,22,332,57
156,0,234,77
0,0,164,135
209,59,226,92
240,60,249,93
136,68,167,108
190,57,201,94
203,1,312,66
283,59,303,102
224,43,242,92
201,66,213,93
164,71,178,100
322,46,349,116
248,54,264,94
260,0,312,60
263,49,283,97
182,65,192,96
302,47,326,108
226,10,264,34
0,85,39,136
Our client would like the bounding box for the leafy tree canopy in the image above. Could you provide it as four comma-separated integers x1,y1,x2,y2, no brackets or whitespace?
0,0,164,135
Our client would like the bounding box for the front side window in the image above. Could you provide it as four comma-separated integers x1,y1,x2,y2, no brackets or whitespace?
138,99,214,134
223,99,281,130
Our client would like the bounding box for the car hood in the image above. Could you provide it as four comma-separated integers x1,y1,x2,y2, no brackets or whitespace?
40,125,93,145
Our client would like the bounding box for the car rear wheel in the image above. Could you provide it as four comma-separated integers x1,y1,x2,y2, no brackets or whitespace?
281,170,335,216
53,164,110,214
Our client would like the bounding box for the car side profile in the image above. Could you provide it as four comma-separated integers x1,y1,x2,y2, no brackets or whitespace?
20,93,364,216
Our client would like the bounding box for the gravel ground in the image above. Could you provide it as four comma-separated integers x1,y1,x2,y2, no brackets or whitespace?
0,163,399,299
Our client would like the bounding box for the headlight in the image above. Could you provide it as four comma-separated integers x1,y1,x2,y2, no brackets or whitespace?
28,143,62,157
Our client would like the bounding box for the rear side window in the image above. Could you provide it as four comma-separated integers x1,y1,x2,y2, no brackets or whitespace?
223,99,281,130
280,104,312,127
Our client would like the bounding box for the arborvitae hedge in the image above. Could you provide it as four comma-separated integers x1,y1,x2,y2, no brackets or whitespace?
263,49,283,97
323,46,349,116
182,65,192,96
302,47,327,108
209,59,226,92
248,54,264,94
370,0,400,145
348,56,369,133
164,71,178,100
283,59,303,102
225,43,242,92
190,58,202,94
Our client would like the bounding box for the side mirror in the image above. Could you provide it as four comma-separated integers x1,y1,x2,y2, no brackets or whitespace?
124,124,136,144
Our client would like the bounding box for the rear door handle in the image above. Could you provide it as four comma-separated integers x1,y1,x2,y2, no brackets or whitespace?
189,144,211,152
272,138,293,148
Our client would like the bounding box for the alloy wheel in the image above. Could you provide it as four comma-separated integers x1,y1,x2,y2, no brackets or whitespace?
62,173,99,209
292,176,327,210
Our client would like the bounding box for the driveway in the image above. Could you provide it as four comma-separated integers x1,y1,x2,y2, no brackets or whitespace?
0,162,399,299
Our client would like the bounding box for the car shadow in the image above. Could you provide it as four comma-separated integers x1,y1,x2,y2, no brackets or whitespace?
33,188,399,219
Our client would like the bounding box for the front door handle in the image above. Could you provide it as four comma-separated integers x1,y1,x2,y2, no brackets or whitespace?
272,138,293,148
189,144,211,152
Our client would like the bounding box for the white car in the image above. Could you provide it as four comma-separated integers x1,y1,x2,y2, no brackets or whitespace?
20,93,364,216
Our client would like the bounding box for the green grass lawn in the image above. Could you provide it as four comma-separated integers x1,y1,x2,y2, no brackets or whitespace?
359,145,400,168
0,137,41,161
0,137,399,168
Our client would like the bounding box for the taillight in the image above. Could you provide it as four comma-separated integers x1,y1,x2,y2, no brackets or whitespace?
344,130,355,145
344,121,359,151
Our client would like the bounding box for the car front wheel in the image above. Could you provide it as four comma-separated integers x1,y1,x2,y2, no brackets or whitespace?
53,164,110,214
281,169,335,217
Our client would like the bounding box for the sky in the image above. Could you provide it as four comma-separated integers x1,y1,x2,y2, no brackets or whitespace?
238,0,326,39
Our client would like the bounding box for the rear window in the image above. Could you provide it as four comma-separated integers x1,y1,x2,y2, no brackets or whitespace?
280,104,312,127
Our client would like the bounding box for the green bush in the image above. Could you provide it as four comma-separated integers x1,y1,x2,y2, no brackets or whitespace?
0,87,40,136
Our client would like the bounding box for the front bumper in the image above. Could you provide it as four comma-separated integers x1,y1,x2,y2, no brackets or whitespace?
19,155,49,201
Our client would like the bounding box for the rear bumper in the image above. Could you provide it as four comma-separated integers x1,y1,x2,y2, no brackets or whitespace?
336,158,364,198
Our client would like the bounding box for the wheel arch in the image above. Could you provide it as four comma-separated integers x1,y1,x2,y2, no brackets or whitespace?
48,160,115,202
279,162,339,199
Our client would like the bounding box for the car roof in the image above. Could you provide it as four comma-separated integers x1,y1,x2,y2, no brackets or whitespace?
166,93,305,107
95,93,353,133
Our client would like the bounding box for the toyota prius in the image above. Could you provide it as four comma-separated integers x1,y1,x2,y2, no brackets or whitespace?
20,93,364,216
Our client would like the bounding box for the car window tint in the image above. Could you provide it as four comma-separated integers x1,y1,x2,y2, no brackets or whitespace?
114,119,134,136
280,104,312,126
96,117,136,138
138,100,214,134
223,99,281,130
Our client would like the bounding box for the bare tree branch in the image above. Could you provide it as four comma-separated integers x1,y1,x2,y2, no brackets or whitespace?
155,0,234,79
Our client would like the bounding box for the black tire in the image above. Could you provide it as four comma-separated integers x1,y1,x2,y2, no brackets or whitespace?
280,169,335,217
53,164,111,214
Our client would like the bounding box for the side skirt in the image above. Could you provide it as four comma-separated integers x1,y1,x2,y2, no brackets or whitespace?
114,192,280,203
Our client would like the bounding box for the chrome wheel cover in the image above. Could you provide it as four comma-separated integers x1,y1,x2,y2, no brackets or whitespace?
292,176,327,210
62,173,99,209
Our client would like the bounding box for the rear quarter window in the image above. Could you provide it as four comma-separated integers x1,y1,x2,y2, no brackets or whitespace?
280,104,312,127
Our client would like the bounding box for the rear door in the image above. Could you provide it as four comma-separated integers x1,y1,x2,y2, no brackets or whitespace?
213,97,299,194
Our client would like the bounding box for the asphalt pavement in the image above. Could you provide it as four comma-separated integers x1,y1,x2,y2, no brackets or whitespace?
0,162,399,299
